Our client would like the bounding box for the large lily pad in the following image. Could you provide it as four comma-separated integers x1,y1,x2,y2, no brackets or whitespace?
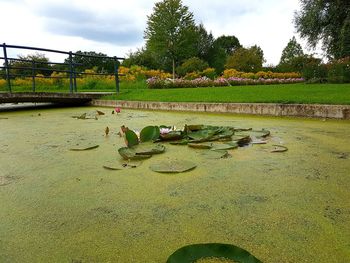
133,143,165,155
140,126,160,142
166,243,262,263
125,130,139,147
150,160,196,173
201,150,229,159
211,143,238,151
118,147,151,160
160,131,183,141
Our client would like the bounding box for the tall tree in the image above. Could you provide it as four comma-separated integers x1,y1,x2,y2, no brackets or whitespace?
144,0,198,78
278,36,304,72
279,36,304,64
214,35,241,55
294,0,350,59
195,23,214,62
340,14,350,58
9,53,52,77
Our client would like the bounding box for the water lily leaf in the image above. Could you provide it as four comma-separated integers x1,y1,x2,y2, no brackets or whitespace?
150,160,196,173
103,160,142,170
160,131,183,141
134,143,165,155
103,165,123,170
125,130,139,147
251,139,267,144
188,142,213,149
118,147,151,160
211,143,238,151
169,139,190,145
231,134,251,146
186,124,204,131
188,130,216,142
70,145,99,151
166,243,262,263
201,150,229,159
96,110,105,115
271,144,288,153
140,126,160,142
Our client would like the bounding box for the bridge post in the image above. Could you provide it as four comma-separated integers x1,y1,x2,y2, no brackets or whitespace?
2,43,12,93
114,56,120,94
32,61,36,92
69,51,73,93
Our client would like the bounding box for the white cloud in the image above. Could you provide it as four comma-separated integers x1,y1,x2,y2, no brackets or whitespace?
0,0,316,65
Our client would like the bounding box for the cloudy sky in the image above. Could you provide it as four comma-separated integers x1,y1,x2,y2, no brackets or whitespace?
0,0,315,66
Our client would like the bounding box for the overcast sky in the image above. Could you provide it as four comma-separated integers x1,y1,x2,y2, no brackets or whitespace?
0,0,316,66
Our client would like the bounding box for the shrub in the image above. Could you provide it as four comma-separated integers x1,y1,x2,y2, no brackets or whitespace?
327,57,350,83
177,57,209,77
201,68,217,79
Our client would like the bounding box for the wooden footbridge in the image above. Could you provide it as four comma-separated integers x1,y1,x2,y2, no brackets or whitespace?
0,43,123,105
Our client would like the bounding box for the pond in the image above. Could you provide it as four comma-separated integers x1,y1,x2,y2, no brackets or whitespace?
0,107,350,262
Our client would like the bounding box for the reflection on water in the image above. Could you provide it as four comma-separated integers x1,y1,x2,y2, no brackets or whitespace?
0,107,350,262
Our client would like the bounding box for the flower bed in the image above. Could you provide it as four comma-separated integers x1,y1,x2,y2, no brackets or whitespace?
146,76,305,89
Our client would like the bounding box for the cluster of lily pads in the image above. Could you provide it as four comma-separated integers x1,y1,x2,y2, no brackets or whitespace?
117,124,279,173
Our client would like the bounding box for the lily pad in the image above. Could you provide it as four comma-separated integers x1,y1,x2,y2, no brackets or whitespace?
169,139,190,145
118,147,152,160
103,161,142,170
166,243,262,263
70,145,99,151
125,129,139,147
140,126,160,142
188,142,213,149
211,143,238,151
160,131,183,141
133,143,165,155
201,150,229,159
150,160,196,173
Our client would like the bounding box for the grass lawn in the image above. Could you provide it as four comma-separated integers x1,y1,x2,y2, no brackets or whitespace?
105,83,350,105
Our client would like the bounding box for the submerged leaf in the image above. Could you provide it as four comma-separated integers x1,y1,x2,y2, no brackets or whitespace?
140,126,160,142
188,142,213,149
211,143,238,151
70,145,99,151
201,150,229,159
271,144,288,153
166,243,262,263
150,160,196,173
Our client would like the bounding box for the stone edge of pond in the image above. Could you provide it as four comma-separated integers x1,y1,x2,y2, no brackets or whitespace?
91,100,350,120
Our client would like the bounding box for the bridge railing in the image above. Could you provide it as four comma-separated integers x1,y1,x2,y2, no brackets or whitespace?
0,43,124,93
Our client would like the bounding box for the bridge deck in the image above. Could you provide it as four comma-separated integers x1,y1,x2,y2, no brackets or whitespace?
0,92,114,104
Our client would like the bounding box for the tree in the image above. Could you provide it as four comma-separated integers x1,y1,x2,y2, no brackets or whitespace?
214,35,241,55
122,48,160,69
294,0,350,59
64,51,115,73
278,36,304,72
225,46,265,73
279,36,304,64
176,57,209,76
9,53,52,77
195,23,214,62
340,14,350,58
144,0,198,78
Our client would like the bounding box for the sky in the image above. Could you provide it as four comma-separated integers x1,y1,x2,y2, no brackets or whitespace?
0,0,318,66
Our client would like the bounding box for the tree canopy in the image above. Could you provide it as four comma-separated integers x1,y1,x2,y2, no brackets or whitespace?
144,0,198,76
294,0,350,59
225,46,265,73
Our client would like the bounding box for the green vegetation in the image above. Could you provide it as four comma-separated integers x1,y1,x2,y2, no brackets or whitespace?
103,83,350,105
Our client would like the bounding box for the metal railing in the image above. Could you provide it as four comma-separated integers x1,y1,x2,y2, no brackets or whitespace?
0,43,124,93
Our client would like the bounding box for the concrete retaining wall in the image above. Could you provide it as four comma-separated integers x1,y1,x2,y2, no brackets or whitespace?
92,100,350,119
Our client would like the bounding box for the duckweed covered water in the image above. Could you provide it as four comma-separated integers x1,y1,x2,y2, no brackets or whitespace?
0,107,350,263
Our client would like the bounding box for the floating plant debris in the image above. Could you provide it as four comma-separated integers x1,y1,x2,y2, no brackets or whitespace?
271,144,288,153
166,243,262,263
70,145,99,151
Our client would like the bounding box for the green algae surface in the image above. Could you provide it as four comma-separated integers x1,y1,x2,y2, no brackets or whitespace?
0,107,350,263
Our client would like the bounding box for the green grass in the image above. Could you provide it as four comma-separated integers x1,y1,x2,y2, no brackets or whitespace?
104,83,350,105
2,81,350,105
